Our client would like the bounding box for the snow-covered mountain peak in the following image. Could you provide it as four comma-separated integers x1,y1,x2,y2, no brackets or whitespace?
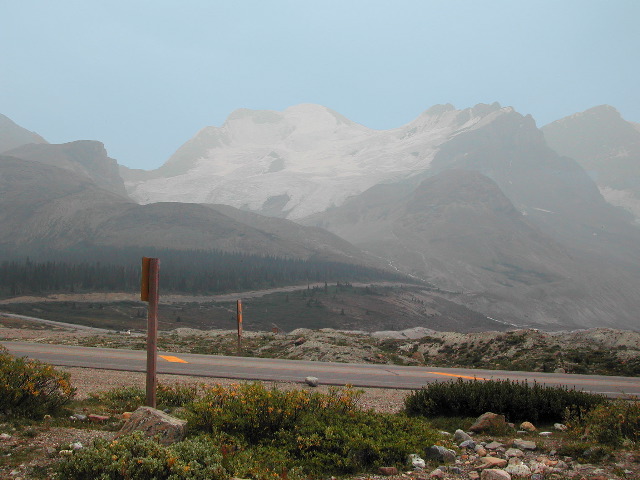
126,102,538,219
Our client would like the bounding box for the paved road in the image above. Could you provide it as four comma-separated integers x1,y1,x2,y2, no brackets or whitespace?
3,341,639,398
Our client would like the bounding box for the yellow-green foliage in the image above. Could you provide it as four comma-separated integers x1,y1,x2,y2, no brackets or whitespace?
57,432,228,480
575,399,640,446
189,383,442,474
62,383,442,477
91,383,202,412
0,346,75,418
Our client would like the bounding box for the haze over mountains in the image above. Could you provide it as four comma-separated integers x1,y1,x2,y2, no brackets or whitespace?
1,103,639,331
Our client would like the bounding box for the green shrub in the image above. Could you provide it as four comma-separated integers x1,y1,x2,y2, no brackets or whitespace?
187,382,441,475
573,399,640,446
404,378,607,423
91,383,201,412
0,347,75,418
57,432,227,480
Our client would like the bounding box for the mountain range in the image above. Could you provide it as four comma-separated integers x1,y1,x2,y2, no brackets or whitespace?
1,103,639,330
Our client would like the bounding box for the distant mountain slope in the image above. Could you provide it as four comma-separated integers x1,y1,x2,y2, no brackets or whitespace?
0,156,384,269
5,140,128,198
542,105,640,221
123,102,523,218
0,113,47,153
301,170,640,330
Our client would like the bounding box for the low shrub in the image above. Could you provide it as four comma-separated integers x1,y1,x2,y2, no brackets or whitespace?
0,347,75,418
573,399,640,446
57,432,227,480
404,378,607,423
186,382,441,475
91,383,201,412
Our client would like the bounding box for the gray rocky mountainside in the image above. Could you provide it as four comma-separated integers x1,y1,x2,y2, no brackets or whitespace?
5,140,128,198
301,170,640,330
0,156,383,268
0,113,48,153
542,105,640,222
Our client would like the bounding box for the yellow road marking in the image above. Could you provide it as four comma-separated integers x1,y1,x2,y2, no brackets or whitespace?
160,355,189,363
427,372,486,380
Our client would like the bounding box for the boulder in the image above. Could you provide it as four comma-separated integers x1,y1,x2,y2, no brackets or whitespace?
512,438,536,451
478,456,508,469
118,406,187,446
378,466,398,475
305,376,319,387
480,468,511,480
424,445,456,464
454,428,473,443
480,469,511,480
504,462,531,477
519,421,536,432
470,412,507,433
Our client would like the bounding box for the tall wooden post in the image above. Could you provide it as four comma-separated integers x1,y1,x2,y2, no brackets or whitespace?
237,299,243,353
141,257,160,408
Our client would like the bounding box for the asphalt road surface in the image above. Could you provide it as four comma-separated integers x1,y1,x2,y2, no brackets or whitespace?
3,341,639,398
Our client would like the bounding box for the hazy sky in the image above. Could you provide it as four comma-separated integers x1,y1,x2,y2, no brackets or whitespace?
1,0,638,170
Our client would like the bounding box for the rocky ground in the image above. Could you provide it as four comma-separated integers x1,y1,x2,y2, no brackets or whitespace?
2,313,639,377
0,318,639,478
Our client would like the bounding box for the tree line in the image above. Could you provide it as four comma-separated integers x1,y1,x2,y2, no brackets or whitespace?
0,247,408,297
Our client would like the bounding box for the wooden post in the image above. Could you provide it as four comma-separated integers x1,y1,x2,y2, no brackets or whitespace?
237,299,243,353
142,257,160,408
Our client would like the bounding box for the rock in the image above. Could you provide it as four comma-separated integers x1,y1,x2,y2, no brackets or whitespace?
88,414,109,423
504,448,524,458
485,441,504,450
520,421,536,432
469,472,480,480
429,468,444,478
69,442,83,450
293,337,306,346
554,367,566,373
408,453,426,469
121,412,132,420
504,463,531,477
117,406,187,446
58,450,73,457
554,423,567,431
454,429,473,443
512,438,536,450
71,413,87,421
529,462,548,474
0,433,12,440
424,445,456,464
470,412,508,433
378,466,398,475
478,456,508,469
304,376,319,387
460,439,477,449
539,431,552,437
449,466,463,474
480,469,511,480
475,445,488,457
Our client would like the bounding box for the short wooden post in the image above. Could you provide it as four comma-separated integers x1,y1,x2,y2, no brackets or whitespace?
142,257,160,408
237,299,243,353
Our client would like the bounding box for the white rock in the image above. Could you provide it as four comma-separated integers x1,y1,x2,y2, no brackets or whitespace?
504,463,532,477
0,433,12,440
408,453,426,469
305,376,319,387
